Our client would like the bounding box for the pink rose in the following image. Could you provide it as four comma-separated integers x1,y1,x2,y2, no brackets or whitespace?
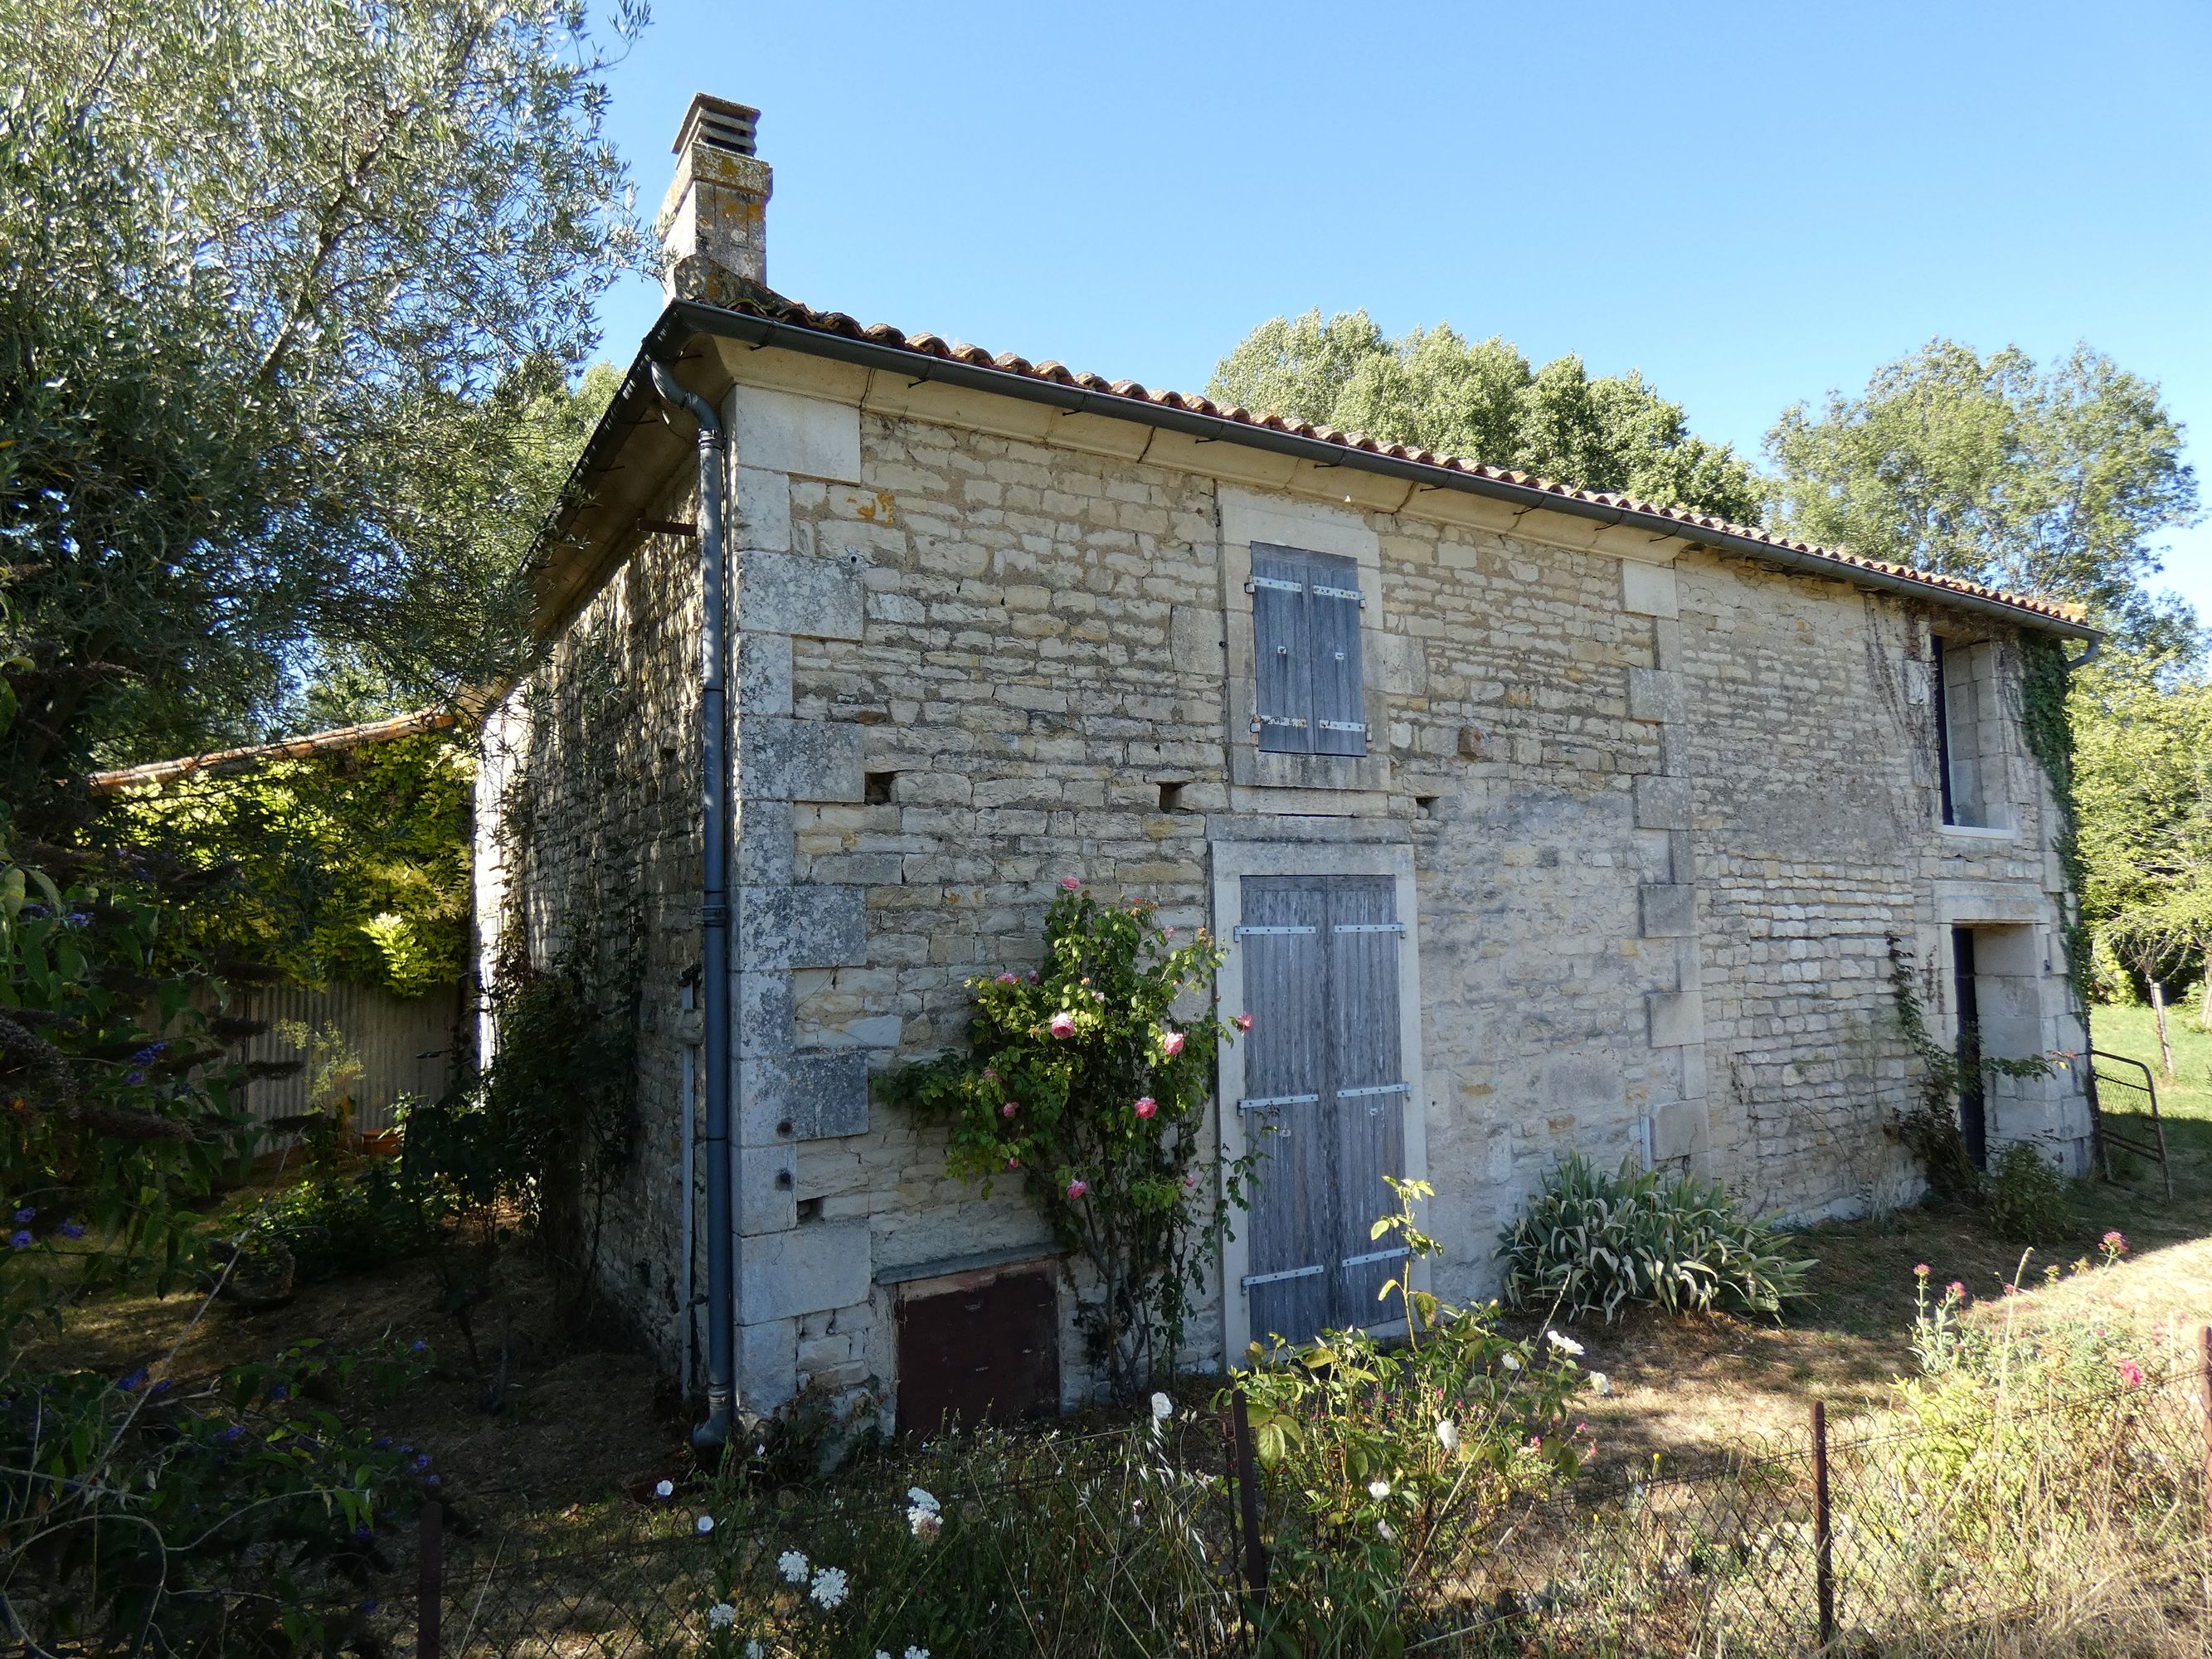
1027,971,1039,984
2117,1358,2145,1388
1006,1156,1021,1170
1000,1102,1018,1118
1066,1179,1088,1200
1234,1013,1254,1033
1159,1029,1186,1058
995,972,1018,985
1058,876,1082,892
1134,1097,1158,1120
1048,1011,1077,1039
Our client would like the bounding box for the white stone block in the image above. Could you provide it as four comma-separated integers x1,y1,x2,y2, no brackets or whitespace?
741,1220,872,1322
734,385,862,483
738,549,865,640
1620,560,1680,618
1646,990,1704,1049
734,465,791,552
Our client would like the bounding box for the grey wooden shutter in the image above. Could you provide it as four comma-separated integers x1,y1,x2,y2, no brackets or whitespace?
1325,877,1405,1324
1236,877,1329,1344
1306,552,1368,757
1250,546,1311,754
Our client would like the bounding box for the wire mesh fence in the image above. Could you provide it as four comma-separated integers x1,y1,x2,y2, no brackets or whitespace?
22,1345,2212,1657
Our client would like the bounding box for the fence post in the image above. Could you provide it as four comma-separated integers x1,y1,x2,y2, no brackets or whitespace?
1811,1399,1835,1652
2200,1326,2211,1545
417,1498,443,1659
1230,1388,1270,1608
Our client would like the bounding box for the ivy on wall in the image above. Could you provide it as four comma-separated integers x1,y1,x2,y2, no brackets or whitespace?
2016,632,2093,1020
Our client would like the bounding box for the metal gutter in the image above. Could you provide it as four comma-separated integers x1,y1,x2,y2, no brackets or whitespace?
614,299,2096,644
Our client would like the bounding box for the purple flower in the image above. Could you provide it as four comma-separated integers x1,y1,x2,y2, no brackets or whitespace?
221,1425,246,1443
354,1524,372,1541
150,1379,170,1396
21,903,46,918
266,1384,289,1403
399,1443,413,1456
372,1436,392,1451
119,1370,146,1393
425,1473,440,1487
130,1043,167,1063
62,911,90,929
409,1340,427,1354
58,1219,83,1239
12,1207,33,1224
7,1231,30,1250
413,1452,431,1470
125,1071,147,1085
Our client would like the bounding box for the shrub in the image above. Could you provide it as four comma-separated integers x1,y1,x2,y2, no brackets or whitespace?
1990,1140,2070,1242
1496,1152,1814,1322
878,881,1248,1399
238,1160,426,1285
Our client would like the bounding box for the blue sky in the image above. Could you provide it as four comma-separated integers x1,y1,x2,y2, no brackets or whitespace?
589,0,2211,623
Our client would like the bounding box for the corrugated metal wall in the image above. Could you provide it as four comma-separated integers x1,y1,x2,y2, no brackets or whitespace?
219,980,466,1136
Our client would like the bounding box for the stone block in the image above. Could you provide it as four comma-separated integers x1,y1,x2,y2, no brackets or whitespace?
743,716,863,802
741,1141,798,1233
740,883,867,970
733,384,862,483
1620,560,1680,618
736,799,794,886
1640,882,1696,938
1646,990,1704,1049
736,631,792,715
740,1219,872,1323
1169,605,1225,674
734,465,790,552
737,1316,797,1412
1650,1099,1709,1163
734,969,795,1058
741,1049,872,1144
1626,666,1685,725
1633,775,1693,830
738,549,865,640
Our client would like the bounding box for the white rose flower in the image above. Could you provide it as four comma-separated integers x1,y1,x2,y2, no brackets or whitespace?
776,1549,809,1584
1544,1330,1585,1357
694,1515,716,1535
706,1603,736,1630
654,1478,674,1499
906,1486,941,1512
809,1565,850,1610
1436,1418,1460,1452
1589,1370,1612,1396
1377,1518,1395,1540
906,1504,942,1540
905,1648,931,1659
1500,1351,1522,1372
1367,1478,1390,1500
1150,1391,1173,1420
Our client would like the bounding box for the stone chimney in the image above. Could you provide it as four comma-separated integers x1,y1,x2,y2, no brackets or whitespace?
657,94,772,302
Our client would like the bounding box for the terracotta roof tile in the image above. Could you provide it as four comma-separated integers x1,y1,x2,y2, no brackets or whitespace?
688,289,2090,632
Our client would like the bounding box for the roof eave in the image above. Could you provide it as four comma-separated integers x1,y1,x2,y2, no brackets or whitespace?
536,299,2099,646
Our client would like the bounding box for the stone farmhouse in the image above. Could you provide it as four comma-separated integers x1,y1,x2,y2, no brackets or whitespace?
474,95,2098,1430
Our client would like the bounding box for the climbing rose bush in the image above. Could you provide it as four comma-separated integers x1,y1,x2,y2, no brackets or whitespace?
879,881,1249,1398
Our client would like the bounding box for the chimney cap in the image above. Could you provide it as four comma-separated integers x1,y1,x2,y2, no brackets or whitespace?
673,93,760,158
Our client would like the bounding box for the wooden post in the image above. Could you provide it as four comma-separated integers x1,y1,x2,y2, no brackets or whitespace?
1230,1389,1270,1607
2200,1326,2212,1545
1811,1400,1835,1651
417,1499,443,1659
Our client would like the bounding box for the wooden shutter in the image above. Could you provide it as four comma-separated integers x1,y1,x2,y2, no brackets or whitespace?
1326,878,1406,1321
1306,552,1368,757
1250,547,1311,754
1237,873,1407,1345
1235,878,1329,1343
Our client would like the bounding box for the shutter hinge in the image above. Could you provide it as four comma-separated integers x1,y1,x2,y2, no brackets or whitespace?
1241,1263,1325,1289
1238,1092,1320,1112
1311,583,1365,607
1245,576,1305,595
1315,719,1366,734
1340,1246,1410,1269
1232,924,1317,940
1332,921,1403,934
1336,1082,1412,1098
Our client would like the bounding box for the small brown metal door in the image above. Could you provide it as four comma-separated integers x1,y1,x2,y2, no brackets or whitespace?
1237,874,1406,1345
896,1268,1059,1434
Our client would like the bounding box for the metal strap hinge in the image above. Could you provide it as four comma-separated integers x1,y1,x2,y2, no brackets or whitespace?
1341,1246,1409,1269
1242,1263,1325,1289
1332,922,1403,935
1311,584,1365,606
1245,576,1304,594
1232,924,1317,939
1238,1092,1320,1113
1255,714,1308,728
1315,719,1367,734
1338,1082,1411,1099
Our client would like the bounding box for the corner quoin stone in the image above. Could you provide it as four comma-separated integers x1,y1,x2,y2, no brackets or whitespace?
737,549,865,641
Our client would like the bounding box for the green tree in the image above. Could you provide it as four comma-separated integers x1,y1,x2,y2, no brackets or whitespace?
1765,341,2200,646
107,730,474,998
0,0,644,826
1207,310,1764,522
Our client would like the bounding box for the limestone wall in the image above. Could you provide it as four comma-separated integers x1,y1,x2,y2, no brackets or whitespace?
489,352,2088,1414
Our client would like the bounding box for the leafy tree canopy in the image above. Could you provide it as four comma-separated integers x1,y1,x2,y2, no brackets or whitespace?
0,0,644,827
1765,341,2200,649
1206,310,1765,523
106,731,473,998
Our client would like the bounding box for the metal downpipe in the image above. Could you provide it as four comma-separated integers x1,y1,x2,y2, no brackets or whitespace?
650,361,737,1454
